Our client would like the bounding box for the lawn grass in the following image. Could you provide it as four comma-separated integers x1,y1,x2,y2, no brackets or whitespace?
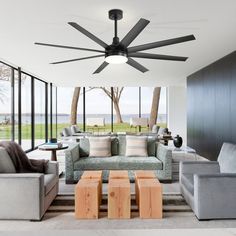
0,122,167,140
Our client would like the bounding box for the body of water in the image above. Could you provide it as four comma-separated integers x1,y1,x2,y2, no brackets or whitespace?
0,113,167,124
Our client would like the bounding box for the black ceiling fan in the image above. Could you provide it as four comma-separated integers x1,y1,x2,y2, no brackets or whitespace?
35,9,195,74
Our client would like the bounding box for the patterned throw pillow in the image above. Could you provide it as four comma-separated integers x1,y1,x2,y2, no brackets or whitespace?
125,136,148,157
89,136,112,157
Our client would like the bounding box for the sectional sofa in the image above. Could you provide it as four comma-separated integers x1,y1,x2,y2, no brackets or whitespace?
65,136,172,183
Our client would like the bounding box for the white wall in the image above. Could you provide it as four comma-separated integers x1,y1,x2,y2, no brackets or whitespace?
167,86,187,145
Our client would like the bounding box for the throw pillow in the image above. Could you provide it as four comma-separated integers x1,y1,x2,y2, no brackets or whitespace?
125,136,148,157
89,136,111,157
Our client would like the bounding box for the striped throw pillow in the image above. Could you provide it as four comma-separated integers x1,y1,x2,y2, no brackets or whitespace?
125,136,148,157
89,136,111,157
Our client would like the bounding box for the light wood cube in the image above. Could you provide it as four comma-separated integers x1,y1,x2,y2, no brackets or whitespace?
137,179,162,219
134,171,156,205
81,171,103,203
108,179,131,219
109,170,129,180
75,179,100,219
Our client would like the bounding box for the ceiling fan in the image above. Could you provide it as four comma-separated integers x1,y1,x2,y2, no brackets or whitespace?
35,9,196,74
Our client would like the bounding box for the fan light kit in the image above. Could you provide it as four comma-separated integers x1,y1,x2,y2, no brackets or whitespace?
35,9,196,74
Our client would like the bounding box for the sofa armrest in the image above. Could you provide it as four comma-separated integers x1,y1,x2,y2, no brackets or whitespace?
194,173,236,219
156,143,172,180
180,161,220,176
0,173,44,220
65,143,80,184
46,161,59,175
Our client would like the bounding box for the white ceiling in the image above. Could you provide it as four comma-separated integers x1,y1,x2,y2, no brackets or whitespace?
0,0,236,87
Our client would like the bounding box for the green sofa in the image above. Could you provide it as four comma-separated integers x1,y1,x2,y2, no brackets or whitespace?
65,136,172,183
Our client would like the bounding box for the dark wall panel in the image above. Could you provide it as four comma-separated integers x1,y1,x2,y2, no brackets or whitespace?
187,51,236,161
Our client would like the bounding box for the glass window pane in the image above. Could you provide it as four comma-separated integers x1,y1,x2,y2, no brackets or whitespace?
113,87,139,132
141,87,167,130
52,85,57,138
57,87,83,137
21,74,32,150
85,87,111,133
35,79,46,146
0,63,12,141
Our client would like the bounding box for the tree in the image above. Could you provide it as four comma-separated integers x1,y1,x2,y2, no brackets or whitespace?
92,87,124,123
70,87,81,125
149,87,161,130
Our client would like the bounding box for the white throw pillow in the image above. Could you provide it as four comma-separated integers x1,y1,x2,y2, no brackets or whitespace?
125,136,148,157
89,136,111,157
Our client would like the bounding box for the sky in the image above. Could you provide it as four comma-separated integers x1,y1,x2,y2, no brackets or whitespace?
57,87,167,114
0,81,167,115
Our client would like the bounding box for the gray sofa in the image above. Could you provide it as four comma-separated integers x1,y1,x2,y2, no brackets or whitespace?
65,136,172,183
180,142,236,220
0,147,59,220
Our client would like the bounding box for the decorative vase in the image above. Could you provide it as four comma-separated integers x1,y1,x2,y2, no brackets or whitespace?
173,135,183,148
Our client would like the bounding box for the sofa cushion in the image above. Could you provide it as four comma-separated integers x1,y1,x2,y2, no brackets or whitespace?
218,142,236,173
147,138,157,156
181,174,194,195
0,147,16,173
74,155,162,171
89,136,111,157
125,136,148,157
111,137,119,156
118,135,126,156
74,156,120,170
44,174,58,195
119,156,162,170
79,138,90,157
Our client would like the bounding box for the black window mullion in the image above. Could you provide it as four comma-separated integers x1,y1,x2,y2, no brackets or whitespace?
139,87,141,132
11,68,15,141
50,83,53,139
83,87,86,132
18,67,22,145
111,87,114,133
45,83,48,142
31,77,35,149
55,86,58,138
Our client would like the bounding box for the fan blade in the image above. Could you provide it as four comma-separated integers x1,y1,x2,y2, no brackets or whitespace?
126,58,148,73
68,22,108,49
35,42,104,53
120,18,150,47
129,52,188,61
128,35,195,53
50,54,104,65
93,62,109,74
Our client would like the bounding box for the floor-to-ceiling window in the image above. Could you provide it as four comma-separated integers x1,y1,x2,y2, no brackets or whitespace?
21,73,32,150
85,87,111,132
0,62,12,141
55,86,167,135
0,59,57,151
34,79,46,147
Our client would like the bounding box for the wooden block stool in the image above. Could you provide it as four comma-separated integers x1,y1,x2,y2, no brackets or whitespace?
108,179,131,219
134,171,156,205
109,170,129,180
137,179,163,219
75,179,100,219
81,171,103,203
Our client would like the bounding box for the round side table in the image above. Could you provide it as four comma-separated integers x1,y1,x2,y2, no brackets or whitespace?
38,145,68,161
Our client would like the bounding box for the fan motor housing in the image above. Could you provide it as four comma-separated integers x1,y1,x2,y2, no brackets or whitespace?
109,9,123,20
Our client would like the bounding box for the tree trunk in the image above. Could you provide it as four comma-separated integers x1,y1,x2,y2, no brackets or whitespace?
113,99,123,123
70,87,81,125
149,87,161,130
